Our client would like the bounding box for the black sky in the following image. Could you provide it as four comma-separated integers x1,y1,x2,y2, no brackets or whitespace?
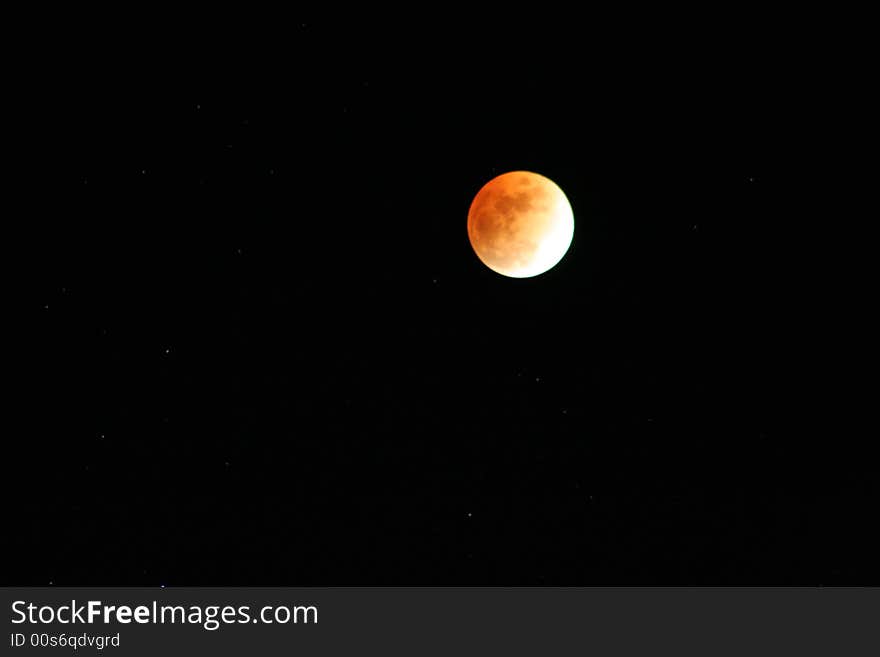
16,15,874,584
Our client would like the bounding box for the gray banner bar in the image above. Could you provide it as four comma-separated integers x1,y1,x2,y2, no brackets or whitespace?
2,588,878,655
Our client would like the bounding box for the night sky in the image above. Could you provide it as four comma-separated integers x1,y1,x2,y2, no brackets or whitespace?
17,16,874,584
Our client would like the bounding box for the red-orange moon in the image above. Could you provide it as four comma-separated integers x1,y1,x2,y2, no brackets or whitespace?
467,171,574,278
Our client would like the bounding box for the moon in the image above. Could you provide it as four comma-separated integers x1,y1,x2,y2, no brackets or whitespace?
467,170,574,278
